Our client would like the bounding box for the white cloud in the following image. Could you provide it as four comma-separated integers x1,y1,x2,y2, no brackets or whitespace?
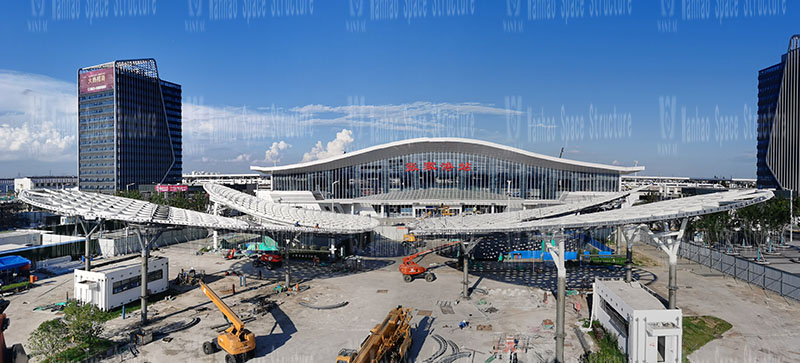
181,99,519,157
302,129,354,162
263,141,291,164
231,153,252,162
0,70,76,162
0,122,75,161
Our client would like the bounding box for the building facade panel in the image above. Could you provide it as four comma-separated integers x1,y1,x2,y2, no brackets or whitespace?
78,59,182,194
759,35,800,191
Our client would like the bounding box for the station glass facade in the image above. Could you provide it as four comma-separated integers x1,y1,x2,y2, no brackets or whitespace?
272,151,620,200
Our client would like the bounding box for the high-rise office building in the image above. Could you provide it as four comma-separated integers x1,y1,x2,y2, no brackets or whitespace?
757,35,800,191
78,59,182,193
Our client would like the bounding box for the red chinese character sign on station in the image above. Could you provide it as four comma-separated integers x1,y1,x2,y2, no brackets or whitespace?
404,161,472,172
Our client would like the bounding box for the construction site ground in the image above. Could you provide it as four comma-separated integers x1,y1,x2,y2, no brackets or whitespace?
3,235,799,362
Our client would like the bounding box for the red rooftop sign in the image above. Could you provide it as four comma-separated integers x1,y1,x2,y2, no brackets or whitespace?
405,162,472,172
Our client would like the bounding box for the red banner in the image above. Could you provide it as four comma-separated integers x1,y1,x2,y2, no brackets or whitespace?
79,68,114,94
156,185,188,192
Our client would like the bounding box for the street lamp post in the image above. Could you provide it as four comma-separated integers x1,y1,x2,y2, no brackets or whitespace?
126,183,135,192
330,180,340,213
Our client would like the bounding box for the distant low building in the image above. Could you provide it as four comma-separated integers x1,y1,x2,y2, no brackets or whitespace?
13,176,77,193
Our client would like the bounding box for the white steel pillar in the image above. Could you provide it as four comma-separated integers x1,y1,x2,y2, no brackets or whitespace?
646,219,688,309
620,224,645,283
212,202,220,250
546,230,567,363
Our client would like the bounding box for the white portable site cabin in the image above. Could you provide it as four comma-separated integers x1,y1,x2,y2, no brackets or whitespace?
73,257,169,311
592,278,682,363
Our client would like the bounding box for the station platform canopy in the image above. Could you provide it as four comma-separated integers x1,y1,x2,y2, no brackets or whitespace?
203,183,379,233
412,189,774,235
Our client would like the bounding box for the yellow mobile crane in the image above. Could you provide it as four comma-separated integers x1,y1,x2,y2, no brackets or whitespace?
200,280,257,363
336,306,413,363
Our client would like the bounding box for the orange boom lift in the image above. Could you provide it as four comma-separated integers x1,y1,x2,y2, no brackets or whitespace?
398,240,461,283
200,281,256,363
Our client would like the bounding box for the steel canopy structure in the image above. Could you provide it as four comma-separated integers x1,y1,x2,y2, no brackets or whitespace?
203,183,379,233
412,189,774,235
410,190,635,231
17,188,330,233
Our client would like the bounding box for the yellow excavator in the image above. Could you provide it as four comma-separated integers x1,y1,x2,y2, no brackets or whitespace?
336,306,413,363
200,280,256,363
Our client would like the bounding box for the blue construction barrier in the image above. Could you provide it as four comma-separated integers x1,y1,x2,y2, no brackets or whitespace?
509,250,578,261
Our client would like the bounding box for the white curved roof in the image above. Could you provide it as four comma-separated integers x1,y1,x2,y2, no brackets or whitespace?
251,138,644,175
204,183,379,233
412,189,774,235
19,188,253,230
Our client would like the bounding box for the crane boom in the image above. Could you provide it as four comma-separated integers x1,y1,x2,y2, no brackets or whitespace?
200,280,245,332
402,240,461,264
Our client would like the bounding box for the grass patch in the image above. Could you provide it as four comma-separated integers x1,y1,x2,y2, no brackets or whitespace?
103,288,178,321
1,281,31,292
586,322,626,363
43,338,115,363
682,315,732,361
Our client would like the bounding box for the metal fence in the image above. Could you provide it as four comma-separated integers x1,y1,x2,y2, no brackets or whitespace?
674,241,800,301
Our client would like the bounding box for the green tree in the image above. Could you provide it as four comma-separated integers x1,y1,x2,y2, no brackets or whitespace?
62,301,108,345
27,318,68,360
115,190,142,200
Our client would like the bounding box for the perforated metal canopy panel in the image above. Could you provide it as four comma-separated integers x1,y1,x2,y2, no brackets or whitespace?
18,188,328,233
204,183,379,233
409,190,634,231
412,189,774,235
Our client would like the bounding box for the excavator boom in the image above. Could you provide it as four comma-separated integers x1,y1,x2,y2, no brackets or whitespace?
199,281,244,332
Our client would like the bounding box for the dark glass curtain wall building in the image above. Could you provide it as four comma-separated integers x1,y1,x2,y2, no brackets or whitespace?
78,59,182,193
757,35,800,191
252,138,643,216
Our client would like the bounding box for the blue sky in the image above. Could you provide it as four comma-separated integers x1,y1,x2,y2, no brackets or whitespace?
0,0,797,178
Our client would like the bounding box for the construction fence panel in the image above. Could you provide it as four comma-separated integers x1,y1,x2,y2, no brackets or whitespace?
782,273,800,301
675,240,800,302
